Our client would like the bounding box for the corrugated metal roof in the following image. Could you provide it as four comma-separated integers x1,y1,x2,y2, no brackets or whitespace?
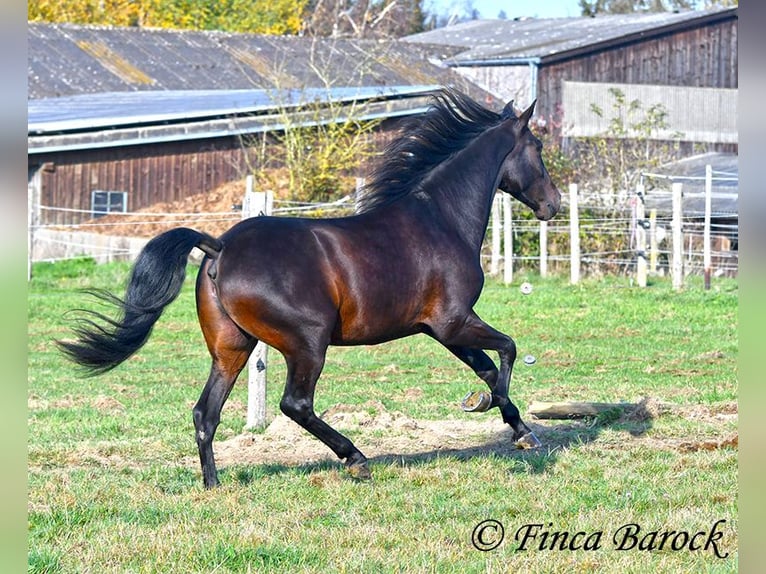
27,85,441,153
28,23,502,154
402,7,737,65
27,22,491,100
28,85,439,134
643,152,738,217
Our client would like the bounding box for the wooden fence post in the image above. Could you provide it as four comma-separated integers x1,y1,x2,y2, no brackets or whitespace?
503,193,513,284
242,175,272,430
671,182,684,291
28,168,41,280
569,184,580,285
635,184,647,287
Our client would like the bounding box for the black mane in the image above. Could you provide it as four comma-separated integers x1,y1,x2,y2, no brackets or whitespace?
357,88,503,213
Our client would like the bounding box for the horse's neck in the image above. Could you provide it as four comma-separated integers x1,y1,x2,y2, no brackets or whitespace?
423,129,513,252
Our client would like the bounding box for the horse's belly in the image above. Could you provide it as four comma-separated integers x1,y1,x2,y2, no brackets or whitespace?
329,286,427,346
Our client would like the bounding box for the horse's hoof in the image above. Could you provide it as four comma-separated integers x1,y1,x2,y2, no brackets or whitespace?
461,391,492,413
346,462,372,481
515,431,542,450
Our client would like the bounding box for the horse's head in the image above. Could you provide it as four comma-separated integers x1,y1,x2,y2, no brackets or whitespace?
497,100,561,221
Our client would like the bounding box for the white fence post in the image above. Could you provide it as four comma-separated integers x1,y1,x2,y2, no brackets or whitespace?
569,184,580,285
671,182,684,291
242,175,272,430
539,220,548,278
703,164,713,290
649,208,658,275
28,167,43,280
503,194,513,284
491,194,501,275
635,184,647,288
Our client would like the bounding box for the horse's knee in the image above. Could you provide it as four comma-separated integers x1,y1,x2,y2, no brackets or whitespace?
502,337,517,362
279,395,313,425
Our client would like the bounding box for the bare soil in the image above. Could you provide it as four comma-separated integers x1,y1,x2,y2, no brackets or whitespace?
207,398,738,471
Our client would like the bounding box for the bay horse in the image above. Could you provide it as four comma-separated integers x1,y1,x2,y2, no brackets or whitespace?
59,88,561,488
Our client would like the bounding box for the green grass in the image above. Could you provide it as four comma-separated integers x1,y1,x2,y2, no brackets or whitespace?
28,260,738,573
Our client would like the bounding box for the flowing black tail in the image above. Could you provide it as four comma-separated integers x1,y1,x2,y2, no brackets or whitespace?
58,228,222,375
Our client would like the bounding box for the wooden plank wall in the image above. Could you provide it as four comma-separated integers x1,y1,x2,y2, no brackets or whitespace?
33,137,249,226
536,17,738,123
30,119,404,227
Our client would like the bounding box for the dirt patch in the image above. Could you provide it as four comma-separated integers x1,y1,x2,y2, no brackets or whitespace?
205,398,738,470
210,400,514,469
27,394,125,413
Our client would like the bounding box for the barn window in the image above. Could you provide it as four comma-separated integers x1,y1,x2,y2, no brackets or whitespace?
91,190,127,218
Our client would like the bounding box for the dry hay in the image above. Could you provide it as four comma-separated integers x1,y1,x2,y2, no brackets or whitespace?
74,169,358,239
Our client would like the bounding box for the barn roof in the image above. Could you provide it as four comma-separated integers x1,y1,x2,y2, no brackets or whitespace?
402,7,738,65
27,22,488,101
28,85,442,153
642,152,738,217
27,23,503,154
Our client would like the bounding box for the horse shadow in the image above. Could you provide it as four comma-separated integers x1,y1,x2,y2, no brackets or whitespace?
223,401,656,485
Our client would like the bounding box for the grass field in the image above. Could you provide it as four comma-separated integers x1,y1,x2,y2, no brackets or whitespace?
28,259,738,573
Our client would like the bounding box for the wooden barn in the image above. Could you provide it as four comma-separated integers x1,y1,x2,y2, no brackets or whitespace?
403,7,738,151
27,23,492,228
28,86,447,227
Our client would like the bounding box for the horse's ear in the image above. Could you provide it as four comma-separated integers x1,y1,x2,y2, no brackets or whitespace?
519,100,536,126
501,100,517,120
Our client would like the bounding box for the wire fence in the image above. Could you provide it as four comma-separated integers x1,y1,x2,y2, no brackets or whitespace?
29,179,738,285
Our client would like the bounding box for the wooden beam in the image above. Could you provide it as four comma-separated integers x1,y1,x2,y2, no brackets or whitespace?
528,401,634,420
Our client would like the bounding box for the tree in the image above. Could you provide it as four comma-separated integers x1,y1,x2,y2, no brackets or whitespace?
303,0,427,38
572,87,684,203
578,0,696,16
239,39,389,202
28,0,309,35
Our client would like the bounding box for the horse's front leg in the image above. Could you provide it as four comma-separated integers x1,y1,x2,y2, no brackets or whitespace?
432,314,541,449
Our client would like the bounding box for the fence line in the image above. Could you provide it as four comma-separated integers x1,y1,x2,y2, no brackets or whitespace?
30,174,738,288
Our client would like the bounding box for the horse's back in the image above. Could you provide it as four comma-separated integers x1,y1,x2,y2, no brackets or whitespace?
206,213,443,346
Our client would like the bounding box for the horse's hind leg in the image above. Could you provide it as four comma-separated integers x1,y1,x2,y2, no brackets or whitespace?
193,341,253,488
279,347,371,479
193,269,256,488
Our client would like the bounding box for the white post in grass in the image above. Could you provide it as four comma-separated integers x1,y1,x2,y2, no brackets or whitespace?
671,182,684,291
569,183,580,285
635,184,647,288
539,220,548,278
703,164,713,290
242,175,273,430
503,193,513,284
649,208,658,275
491,193,501,275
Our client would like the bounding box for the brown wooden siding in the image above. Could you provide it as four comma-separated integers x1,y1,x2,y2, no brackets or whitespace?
32,137,250,226
30,118,405,226
536,18,738,122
